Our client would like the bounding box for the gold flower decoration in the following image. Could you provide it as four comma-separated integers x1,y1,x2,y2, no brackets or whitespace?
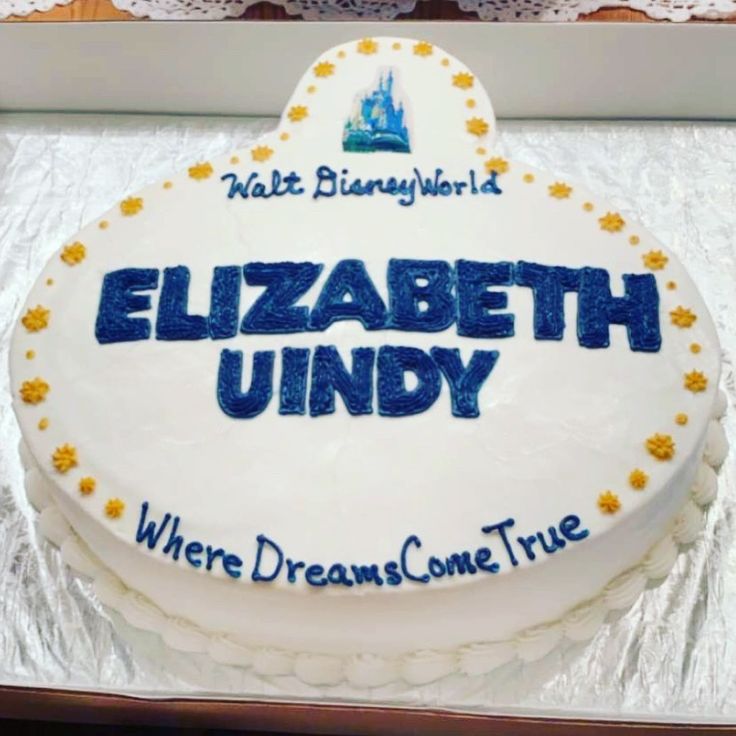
251,145,274,163
690,343,701,354
20,377,49,405
670,306,697,328
484,157,509,175
61,241,86,265
598,491,621,514
288,105,309,123
413,41,433,57
642,250,668,271
598,212,625,232
79,477,96,496
628,469,649,490
21,305,50,332
38,417,49,431
684,370,708,393
646,433,675,461
313,61,335,78
548,182,572,199
452,72,474,90
356,38,378,55
120,197,143,216
466,117,489,137
52,444,78,473
675,413,688,426
629,235,640,246
105,498,125,519
188,162,214,181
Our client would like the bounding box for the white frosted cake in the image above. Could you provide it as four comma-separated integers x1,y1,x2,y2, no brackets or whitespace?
10,38,727,687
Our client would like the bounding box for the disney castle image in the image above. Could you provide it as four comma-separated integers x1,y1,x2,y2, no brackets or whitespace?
343,69,411,153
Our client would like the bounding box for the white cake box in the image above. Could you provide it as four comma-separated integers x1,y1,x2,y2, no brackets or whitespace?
1,20,736,118
0,18,735,735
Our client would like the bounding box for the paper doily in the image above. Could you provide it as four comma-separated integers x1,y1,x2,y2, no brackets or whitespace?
2,0,736,21
1,0,72,17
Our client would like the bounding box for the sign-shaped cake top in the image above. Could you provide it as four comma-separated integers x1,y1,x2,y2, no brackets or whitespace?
11,38,724,685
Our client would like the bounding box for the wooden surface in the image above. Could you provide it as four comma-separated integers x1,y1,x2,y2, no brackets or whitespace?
0,686,734,734
0,0,680,23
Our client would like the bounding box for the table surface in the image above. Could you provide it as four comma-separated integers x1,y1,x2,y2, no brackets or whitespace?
3,0,735,23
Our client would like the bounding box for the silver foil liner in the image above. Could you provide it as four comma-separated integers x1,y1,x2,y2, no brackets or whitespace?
0,113,734,720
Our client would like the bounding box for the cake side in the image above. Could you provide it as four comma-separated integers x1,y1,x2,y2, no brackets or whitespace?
22,393,727,684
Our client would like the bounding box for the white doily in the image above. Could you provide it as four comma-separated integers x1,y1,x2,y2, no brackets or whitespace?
2,0,735,21
1,0,72,17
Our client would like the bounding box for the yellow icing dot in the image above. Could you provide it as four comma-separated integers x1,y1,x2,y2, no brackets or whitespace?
98,220,109,230
38,417,49,431
670,306,697,328
466,117,489,137
188,162,214,181
251,145,274,163
313,61,335,78
629,235,640,245
280,132,290,141
684,370,708,393
105,498,125,519
667,281,677,290
288,105,309,123
230,156,240,165
60,242,86,265
22,305,50,332
583,202,594,212
52,444,77,473
163,181,173,190
46,278,53,286
642,250,668,271
441,58,450,67
598,212,625,232
475,147,487,156
307,85,317,94
523,173,535,183
25,350,35,360
598,491,621,514
120,197,143,216
628,469,648,490
646,433,675,461
356,38,378,55
690,343,701,354
79,476,96,496
466,99,476,109
548,182,572,199
392,42,401,50
484,157,509,175
20,377,49,404
337,50,346,59
413,41,433,57
675,413,689,426
453,72,474,90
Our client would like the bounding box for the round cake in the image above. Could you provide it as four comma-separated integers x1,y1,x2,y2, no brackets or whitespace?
11,37,727,686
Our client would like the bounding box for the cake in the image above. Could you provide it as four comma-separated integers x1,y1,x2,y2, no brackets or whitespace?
10,37,727,687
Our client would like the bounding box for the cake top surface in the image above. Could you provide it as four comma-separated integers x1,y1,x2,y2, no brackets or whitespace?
11,38,720,594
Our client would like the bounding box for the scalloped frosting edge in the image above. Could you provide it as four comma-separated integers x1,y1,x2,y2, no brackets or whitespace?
20,391,728,688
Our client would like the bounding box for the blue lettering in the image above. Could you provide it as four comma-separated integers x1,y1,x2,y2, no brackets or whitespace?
400,535,430,583
456,260,515,338
430,347,499,418
217,349,274,419
252,534,284,582
95,268,159,344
